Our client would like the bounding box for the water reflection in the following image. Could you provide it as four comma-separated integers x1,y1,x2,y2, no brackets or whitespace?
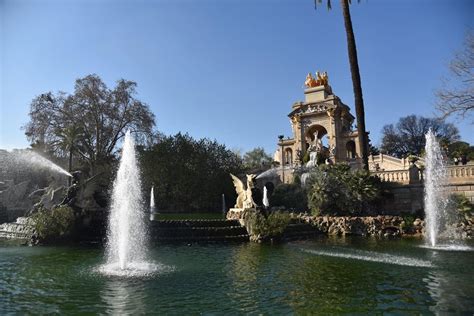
423,250,474,313
227,243,270,313
1,239,473,314
283,243,381,313
101,279,147,315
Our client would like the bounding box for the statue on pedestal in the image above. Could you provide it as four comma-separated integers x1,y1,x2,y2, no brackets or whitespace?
304,73,318,88
306,131,323,168
304,71,329,88
230,174,257,209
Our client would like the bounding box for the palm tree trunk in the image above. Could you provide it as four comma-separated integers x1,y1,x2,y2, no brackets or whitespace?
341,0,369,170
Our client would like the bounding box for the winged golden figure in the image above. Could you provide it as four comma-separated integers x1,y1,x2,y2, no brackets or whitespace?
230,173,257,209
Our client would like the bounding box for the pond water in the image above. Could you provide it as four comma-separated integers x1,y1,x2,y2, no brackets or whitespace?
1,237,473,314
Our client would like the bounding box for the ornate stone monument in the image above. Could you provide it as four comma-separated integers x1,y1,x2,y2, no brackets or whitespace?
276,70,367,183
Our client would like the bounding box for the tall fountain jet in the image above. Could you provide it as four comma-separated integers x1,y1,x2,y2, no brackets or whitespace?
150,186,156,221
150,186,155,210
263,186,270,209
105,130,148,270
424,129,448,247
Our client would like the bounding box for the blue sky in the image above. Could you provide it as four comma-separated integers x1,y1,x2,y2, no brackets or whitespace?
1,0,473,154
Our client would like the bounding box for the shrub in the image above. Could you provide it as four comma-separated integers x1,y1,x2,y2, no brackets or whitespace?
32,205,75,241
271,183,307,211
447,194,473,222
305,164,382,216
303,151,310,164
244,210,291,240
400,215,415,232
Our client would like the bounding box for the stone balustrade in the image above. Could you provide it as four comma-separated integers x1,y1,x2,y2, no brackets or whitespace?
373,164,474,185
372,169,411,184
446,165,474,183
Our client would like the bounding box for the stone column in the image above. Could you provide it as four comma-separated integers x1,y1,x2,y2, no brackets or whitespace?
299,118,309,161
408,162,420,184
327,108,338,162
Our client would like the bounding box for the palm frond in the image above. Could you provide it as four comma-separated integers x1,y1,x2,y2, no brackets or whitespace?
314,0,331,10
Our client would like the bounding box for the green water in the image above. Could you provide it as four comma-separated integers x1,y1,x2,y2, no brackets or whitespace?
1,237,473,314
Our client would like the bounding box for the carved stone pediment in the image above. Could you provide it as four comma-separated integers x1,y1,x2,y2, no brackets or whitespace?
289,102,335,118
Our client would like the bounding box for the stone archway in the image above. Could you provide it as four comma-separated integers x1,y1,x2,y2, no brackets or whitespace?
284,148,293,165
346,140,356,159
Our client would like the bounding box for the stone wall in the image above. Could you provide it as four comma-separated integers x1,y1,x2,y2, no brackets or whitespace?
373,164,474,214
296,214,473,239
381,184,424,215
149,219,249,243
381,182,474,215
296,215,415,237
452,183,474,203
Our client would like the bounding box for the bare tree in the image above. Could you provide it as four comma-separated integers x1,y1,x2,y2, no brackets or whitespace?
24,74,155,174
380,115,460,158
436,30,474,122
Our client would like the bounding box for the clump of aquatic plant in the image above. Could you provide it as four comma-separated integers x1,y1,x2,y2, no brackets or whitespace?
244,210,291,241
32,205,75,241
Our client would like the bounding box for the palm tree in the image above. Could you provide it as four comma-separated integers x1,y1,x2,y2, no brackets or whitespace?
315,0,369,170
54,124,84,184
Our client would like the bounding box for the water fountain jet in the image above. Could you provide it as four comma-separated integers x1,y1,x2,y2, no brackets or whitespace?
99,130,170,276
263,186,269,209
424,129,447,247
423,130,471,251
149,186,156,221
150,186,155,211
2,150,72,177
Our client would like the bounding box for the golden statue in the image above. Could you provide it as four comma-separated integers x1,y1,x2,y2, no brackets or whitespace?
304,71,329,88
320,71,329,86
304,73,318,88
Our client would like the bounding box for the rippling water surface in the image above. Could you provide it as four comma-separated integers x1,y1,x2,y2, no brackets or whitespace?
1,237,473,314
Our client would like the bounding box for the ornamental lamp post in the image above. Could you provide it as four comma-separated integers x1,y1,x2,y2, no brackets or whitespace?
278,135,285,183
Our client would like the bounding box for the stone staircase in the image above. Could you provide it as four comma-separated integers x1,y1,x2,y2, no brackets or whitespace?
149,219,249,243
0,217,35,242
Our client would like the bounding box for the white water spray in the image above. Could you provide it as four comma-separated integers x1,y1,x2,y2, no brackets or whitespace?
105,131,148,270
2,150,72,177
150,186,155,210
424,130,448,247
263,186,269,209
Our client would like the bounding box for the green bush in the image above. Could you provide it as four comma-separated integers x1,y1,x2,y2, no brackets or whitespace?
447,194,473,222
302,151,310,164
139,133,244,212
305,164,382,216
400,215,415,232
271,182,308,211
32,205,75,241
244,210,291,239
